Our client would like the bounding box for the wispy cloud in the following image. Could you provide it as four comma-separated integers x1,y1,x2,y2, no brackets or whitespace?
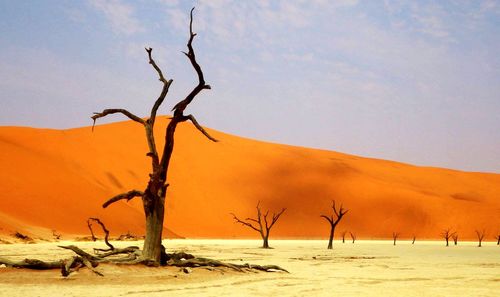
88,0,144,35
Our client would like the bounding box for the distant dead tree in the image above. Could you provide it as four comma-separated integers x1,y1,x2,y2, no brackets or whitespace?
475,230,486,247
496,234,500,245
441,228,456,247
231,202,286,248
350,232,356,243
412,235,416,245
392,232,399,246
341,231,347,243
320,200,348,249
452,233,458,246
90,8,217,264
52,230,61,240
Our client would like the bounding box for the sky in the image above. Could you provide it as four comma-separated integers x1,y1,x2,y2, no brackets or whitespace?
0,0,499,173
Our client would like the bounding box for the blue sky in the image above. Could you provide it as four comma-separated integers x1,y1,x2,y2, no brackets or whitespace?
1,0,499,172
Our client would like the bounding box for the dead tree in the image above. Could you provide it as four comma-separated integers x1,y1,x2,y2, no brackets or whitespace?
412,235,416,245
0,8,290,276
496,234,500,245
320,200,348,249
231,202,286,248
475,230,486,247
441,228,456,247
452,233,458,246
341,231,347,243
91,8,217,265
350,232,356,243
392,232,399,246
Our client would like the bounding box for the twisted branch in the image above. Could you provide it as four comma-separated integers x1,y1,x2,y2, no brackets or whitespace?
87,218,114,251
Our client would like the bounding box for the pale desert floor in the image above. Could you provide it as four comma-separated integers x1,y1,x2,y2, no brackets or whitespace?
0,239,499,296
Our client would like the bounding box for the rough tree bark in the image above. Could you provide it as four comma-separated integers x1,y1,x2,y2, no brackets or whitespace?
231,202,286,249
91,8,216,264
320,200,348,249
392,232,399,246
475,230,486,247
441,228,455,247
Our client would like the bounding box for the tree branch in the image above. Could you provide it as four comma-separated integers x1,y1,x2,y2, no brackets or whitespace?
231,213,261,233
320,214,333,224
102,190,144,208
171,7,211,115
91,109,145,131
145,47,167,83
145,47,174,125
182,114,218,142
87,218,114,251
269,208,286,230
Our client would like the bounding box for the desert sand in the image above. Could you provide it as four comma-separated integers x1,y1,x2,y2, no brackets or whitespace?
1,117,500,242
0,239,499,296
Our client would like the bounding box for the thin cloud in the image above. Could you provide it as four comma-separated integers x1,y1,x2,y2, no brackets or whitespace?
88,0,144,35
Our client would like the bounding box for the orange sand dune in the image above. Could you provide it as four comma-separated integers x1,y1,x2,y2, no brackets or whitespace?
1,117,499,241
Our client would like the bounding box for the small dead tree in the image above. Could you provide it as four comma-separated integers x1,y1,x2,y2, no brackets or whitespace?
496,234,500,245
231,202,286,248
392,232,399,246
412,235,416,245
350,232,356,243
320,200,348,249
452,233,458,246
341,231,347,243
475,230,486,247
441,228,456,247
91,8,217,264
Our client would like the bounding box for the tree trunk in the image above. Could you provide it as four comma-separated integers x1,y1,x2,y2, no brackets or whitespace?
262,236,269,249
327,226,334,249
141,189,166,263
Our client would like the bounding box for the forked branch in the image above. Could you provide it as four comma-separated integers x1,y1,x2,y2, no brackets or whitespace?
231,213,261,233
265,207,286,231
172,7,211,115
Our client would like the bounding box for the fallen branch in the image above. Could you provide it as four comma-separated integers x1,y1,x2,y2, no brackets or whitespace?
0,248,289,276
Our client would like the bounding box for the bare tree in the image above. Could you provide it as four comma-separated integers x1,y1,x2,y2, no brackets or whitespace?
392,232,399,246
441,228,456,247
341,231,347,243
320,200,348,249
496,234,500,245
452,233,458,246
231,202,286,248
412,235,416,245
475,230,486,247
350,232,356,243
91,8,217,264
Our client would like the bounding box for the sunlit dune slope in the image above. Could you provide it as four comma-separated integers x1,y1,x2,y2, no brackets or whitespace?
1,118,499,241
